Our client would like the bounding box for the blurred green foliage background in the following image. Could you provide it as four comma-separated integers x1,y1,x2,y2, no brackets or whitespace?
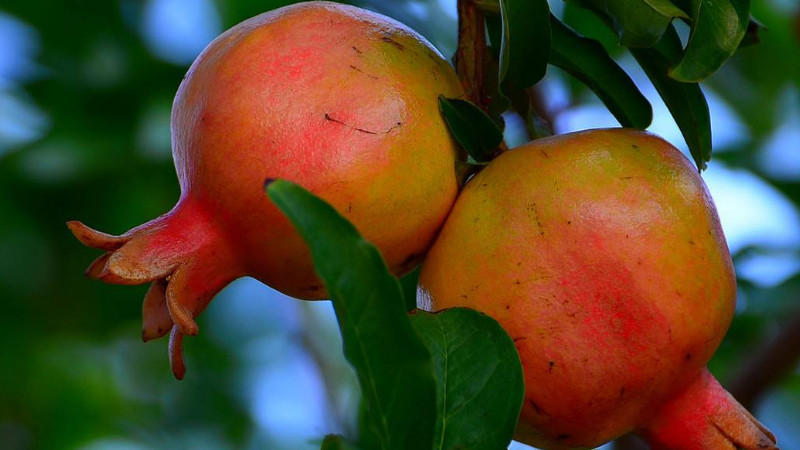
0,0,798,449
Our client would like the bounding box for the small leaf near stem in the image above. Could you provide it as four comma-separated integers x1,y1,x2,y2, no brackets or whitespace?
439,96,504,162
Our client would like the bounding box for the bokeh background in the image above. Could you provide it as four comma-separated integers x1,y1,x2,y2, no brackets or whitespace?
0,0,798,449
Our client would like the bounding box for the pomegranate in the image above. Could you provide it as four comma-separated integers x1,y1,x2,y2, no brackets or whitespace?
417,129,778,449
68,1,464,378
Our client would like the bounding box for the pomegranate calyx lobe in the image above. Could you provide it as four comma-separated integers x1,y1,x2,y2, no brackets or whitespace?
68,200,242,378
67,221,128,251
142,279,171,342
169,326,186,380
639,369,778,450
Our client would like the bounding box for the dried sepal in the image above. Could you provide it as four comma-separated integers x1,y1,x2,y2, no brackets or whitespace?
168,326,186,380
67,221,128,251
142,279,173,342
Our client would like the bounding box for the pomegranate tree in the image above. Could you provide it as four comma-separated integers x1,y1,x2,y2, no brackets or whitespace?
68,1,464,378
417,129,778,449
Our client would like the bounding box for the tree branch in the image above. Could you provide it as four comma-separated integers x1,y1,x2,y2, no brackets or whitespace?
727,305,800,410
454,0,508,157
454,0,487,108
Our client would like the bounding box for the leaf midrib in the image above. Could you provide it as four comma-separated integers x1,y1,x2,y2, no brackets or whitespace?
331,282,394,450
436,316,450,450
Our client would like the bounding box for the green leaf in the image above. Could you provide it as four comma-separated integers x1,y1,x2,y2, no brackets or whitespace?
568,0,686,47
266,180,437,450
410,308,525,450
481,15,513,125
643,0,690,18
399,267,421,312
669,0,751,81
631,26,712,170
549,16,653,129
438,96,504,163
321,434,358,450
498,0,551,92
357,398,382,450
485,10,503,60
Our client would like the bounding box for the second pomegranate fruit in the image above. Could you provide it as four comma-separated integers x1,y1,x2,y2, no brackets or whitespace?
418,129,777,449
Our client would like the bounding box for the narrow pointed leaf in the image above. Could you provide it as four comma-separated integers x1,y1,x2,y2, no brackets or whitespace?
549,16,653,129
631,26,711,170
568,0,686,47
669,0,751,81
498,0,551,91
400,267,421,312
439,96,503,162
482,14,513,124
410,308,525,450
485,9,503,60
266,180,436,450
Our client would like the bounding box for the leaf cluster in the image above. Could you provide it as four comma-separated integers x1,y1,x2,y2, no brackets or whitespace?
440,0,757,171
267,180,525,450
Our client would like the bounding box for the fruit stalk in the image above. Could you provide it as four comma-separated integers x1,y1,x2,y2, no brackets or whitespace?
455,0,488,107
728,305,800,410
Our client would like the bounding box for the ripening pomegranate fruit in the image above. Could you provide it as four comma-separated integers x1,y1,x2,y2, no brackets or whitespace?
68,1,464,378
417,129,778,449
